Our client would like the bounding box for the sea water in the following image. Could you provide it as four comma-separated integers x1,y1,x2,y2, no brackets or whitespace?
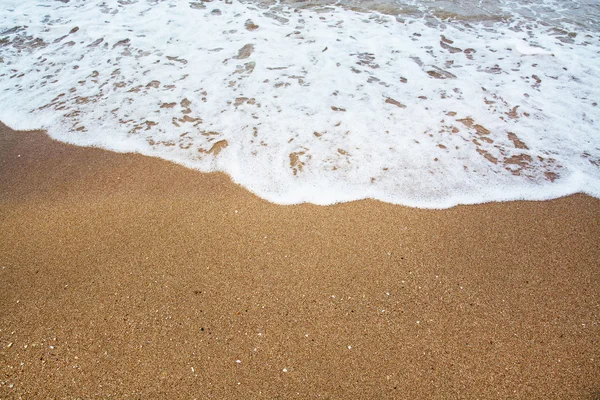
0,0,599,208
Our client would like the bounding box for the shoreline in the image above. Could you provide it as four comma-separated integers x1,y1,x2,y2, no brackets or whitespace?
1,124,599,398
2,0,599,209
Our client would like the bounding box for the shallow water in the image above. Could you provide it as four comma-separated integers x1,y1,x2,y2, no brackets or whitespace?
0,0,599,207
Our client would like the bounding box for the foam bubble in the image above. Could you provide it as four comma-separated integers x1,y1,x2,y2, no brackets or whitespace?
0,0,599,208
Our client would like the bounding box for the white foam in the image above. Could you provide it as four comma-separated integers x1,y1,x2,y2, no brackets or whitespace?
0,0,599,208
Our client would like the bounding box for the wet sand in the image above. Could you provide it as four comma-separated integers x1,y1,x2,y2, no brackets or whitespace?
1,123,599,398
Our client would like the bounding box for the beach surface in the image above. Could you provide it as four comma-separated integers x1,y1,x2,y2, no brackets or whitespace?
1,122,599,398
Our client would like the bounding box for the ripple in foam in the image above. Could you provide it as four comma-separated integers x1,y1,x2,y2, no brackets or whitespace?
0,0,599,208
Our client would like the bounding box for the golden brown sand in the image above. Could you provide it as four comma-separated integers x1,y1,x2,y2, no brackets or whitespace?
1,123,599,398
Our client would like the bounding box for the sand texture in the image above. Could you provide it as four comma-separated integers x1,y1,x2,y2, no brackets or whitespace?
1,123,599,398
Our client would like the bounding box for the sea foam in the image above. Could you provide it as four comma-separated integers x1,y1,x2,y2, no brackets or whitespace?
0,0,599,208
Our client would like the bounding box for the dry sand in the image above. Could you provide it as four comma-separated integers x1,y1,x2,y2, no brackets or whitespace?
1,123,599,398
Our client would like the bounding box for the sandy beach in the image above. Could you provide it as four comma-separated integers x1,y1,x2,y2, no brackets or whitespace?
0,122,599,398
